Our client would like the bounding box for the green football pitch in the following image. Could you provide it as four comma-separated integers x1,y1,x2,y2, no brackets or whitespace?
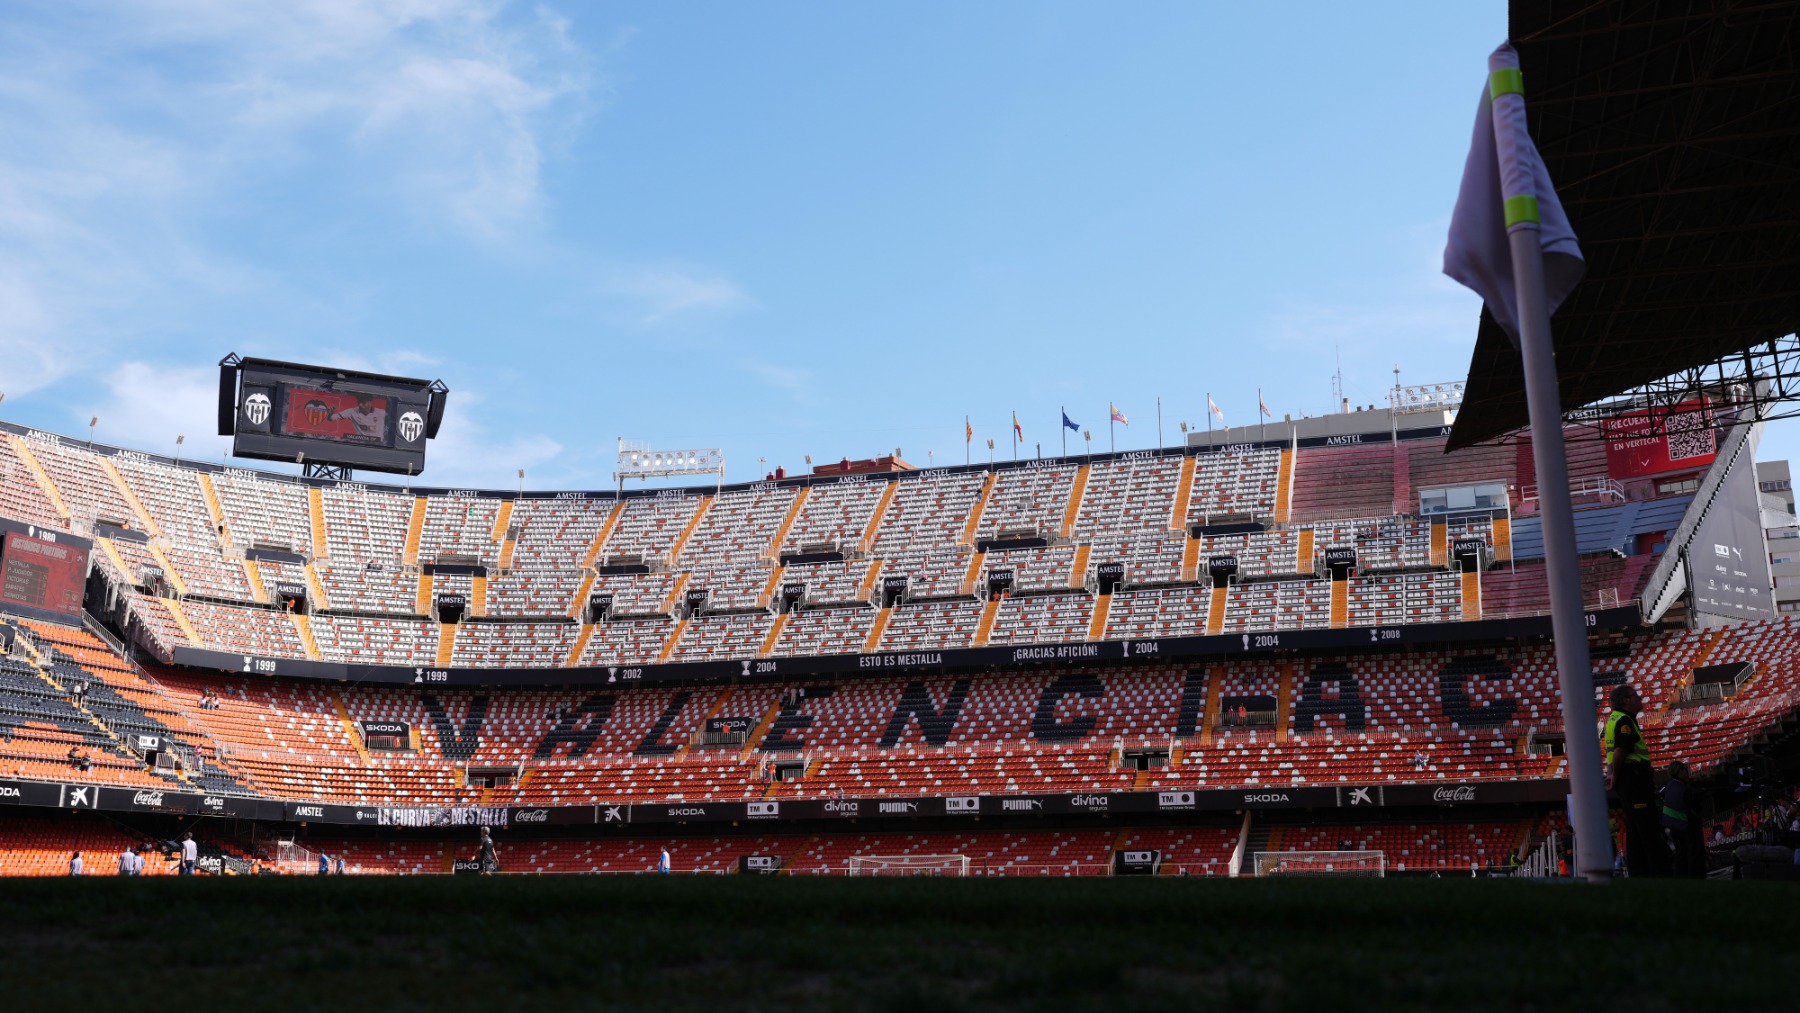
1,876,1792,1011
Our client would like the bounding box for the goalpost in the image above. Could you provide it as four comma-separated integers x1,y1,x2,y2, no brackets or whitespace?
1252,851,1386,878
846,855,971,877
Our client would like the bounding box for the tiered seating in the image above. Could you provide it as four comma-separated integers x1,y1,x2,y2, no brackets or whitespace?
1310,516,1432,572
1347,573,1462,626
577,619,675,666
180,601,304,656
1289,442,1399,523
315,564,418,614
0,437,65,527
451,622,576,667
1188,448,1281,520
593,572,679,616
878,547,975,599
417,495,501,565
0,814,180,876
984,545,1079,593
1279,822,1523,872
977,465,1077,539
113,457,251,600
486,572,581,617
869,472,984,551
21,440,134,528
320,486,411,566
1197,529,1305,578
877,600,981,651
211,471,311,552
1224,580,1331,631
310,615,437,666
986,593,1093,644
671,613,774,661
603,495,703,565
1071,456,1181,538
782,480,889,553
18,620,243,793
788,830,1115,876
682,563,776,611
678,485,796,565
507,498,611,569
781,561,872,606
1114,827,1242,876
771,607,876,657
1103,587,1211,639
1083,531,1186,587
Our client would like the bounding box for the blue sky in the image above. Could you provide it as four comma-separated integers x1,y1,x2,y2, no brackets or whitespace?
2,1,1792,489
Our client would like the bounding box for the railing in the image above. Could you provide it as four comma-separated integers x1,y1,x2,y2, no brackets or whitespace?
1519,476,1626,505
1514,832,1561,877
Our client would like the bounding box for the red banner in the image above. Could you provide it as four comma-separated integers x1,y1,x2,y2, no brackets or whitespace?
281,386,389,444
1603,399,1716,480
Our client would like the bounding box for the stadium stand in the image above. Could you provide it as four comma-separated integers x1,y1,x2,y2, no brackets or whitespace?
2,412,1794,877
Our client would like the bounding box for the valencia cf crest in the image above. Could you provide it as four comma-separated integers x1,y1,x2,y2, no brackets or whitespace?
399,410,424,442
243,392,271,425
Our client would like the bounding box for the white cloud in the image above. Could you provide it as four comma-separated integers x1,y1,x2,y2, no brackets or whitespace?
0,0,599,395
80,361,234,461
597,264,750,325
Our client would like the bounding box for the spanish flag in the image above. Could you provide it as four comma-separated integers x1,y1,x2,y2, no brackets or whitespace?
1012,413,1023,441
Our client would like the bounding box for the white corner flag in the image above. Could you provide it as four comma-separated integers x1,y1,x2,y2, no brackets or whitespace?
1443,42,1584,347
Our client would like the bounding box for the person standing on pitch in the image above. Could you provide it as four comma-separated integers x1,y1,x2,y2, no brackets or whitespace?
119,845,136,877
1662,760,1706,878
658,846,671,874
1603,684,1667,877
477,826,499,875
180,832,198,876
70,851,83,876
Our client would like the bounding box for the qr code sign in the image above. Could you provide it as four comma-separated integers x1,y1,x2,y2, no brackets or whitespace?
1664,409,1716,461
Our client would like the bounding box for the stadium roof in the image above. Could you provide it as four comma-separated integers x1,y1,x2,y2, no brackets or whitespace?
1448,0,1800,451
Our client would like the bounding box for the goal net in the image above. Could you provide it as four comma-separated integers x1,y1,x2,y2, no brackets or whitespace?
1253,851,1386,878
846,854,971,877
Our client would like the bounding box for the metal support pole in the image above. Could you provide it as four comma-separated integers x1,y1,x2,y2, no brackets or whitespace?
1510,225,1611,884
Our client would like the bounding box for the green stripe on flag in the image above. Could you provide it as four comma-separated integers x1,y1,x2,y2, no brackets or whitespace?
1504,195,1540,228
1489,67,1523,100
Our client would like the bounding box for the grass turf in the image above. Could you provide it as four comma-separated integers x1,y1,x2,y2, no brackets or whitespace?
0,876,1792,1011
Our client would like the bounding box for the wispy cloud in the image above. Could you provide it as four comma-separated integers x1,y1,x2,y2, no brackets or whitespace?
80,361,234,461
596,263,750,325
0,0,599,399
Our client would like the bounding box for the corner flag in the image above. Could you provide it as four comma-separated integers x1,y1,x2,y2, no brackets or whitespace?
1442,42,1584,347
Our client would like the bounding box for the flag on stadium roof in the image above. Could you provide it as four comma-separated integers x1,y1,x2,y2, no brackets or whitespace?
1012,412,1023,440
965,417,972,443
1109,404,1128,426
1208,396,1224,422
1259,392,1272,418
1062,411,1080,432
1442,41,1584,348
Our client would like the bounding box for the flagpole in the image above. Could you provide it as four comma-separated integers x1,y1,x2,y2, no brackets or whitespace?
1511,218,1611,884
965,416,970,467
1012,410,1018,462
1259,388,1266,446
1108,410,1114,454
1061,406,1067,458
1205,392,1212,450
1157,397,1163,450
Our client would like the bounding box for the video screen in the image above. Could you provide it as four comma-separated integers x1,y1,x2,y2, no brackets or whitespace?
279,385,392,446
0,530,89,618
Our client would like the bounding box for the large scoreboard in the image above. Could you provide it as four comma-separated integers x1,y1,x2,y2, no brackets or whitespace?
218,356,446,476
0,525,90,619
